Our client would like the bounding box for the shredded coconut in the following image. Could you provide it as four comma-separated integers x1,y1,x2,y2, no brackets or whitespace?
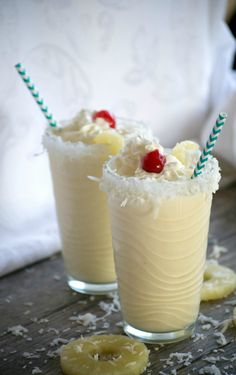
193,333,205,342
53,274,61,281
32,318,49,324
125,361,137,367
101,150,220,208
198,313,219,328
22,352,40,359
69,313,98,328
47,328,60,335
99,293,120,316
209,245,228,259
214,332,227,346
35,348,46,352
8,325,28,337
161,352,193,366
32,367,42,374
202,324,212,331
116,321,123,327
46,348,62,358
199,364,222,375
204,356,220,364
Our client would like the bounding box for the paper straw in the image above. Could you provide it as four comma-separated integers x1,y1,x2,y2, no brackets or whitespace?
15,63,57,127
192,112,227,178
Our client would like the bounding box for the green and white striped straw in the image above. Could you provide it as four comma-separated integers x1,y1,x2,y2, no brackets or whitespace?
15,63,57,127
192,112,227,178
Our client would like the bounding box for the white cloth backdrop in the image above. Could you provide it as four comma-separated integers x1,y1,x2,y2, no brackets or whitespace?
0,0,235,276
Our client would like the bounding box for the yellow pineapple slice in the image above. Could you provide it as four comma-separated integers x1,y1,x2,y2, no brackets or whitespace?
60,335,149,375
201,260,236,301
93,131,124,155
172,140,199,166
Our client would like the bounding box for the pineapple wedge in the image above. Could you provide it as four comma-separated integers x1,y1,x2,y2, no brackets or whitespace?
172,140,199,166
93,131,124,155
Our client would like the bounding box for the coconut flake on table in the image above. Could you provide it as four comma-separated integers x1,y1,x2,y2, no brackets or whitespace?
192,333,205,342
8,325,28,337
204,356,221,364
69,312,98,328
32,368,42,374
99,293,120,316
22,352,40,359
201,324,212,331
46,348,62,359
160,352,193,367
214,332,228,346
35,348,46,352
209,245,228,259
47,327,60,335
115,321,123,327
199,364,222,375
53,274,61,281
31,317,49,324
198,313,219,328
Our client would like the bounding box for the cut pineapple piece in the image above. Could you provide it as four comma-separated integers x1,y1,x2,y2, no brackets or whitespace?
60,335,149,375
171,140,199,166
233,307,236,327
93,131,124,155
201,260,236,301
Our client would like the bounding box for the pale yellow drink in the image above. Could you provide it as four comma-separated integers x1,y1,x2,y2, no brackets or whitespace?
44,110,148,294
45,138,116,286
101,137,220,342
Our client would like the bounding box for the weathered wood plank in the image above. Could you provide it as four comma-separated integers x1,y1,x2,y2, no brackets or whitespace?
0,182,236,374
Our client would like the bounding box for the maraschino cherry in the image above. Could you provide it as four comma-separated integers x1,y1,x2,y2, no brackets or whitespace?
142,149,166,174
93,110,116,128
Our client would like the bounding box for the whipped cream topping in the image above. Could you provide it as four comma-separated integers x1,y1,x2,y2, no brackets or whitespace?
101,136,221,207
49,109,149,144
51,109,111,143
114,136,201,182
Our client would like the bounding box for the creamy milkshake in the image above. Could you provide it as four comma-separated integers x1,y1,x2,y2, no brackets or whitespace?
44,110,148,294
101,136,220,342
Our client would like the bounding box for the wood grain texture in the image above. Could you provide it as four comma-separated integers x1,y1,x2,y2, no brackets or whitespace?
0,182,236,375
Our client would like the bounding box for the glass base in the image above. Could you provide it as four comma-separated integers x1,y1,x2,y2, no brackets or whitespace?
123,321,194,344
67,276,117,295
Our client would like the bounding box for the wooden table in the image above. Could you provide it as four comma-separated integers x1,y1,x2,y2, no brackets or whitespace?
1,181,236,375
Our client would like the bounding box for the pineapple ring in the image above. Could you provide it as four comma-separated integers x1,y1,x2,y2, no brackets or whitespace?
201,260,236,301
60,335,149,375
93,131,124,155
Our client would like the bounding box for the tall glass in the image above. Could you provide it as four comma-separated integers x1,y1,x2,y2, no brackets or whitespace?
102,158,218,343
43,118,147,295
